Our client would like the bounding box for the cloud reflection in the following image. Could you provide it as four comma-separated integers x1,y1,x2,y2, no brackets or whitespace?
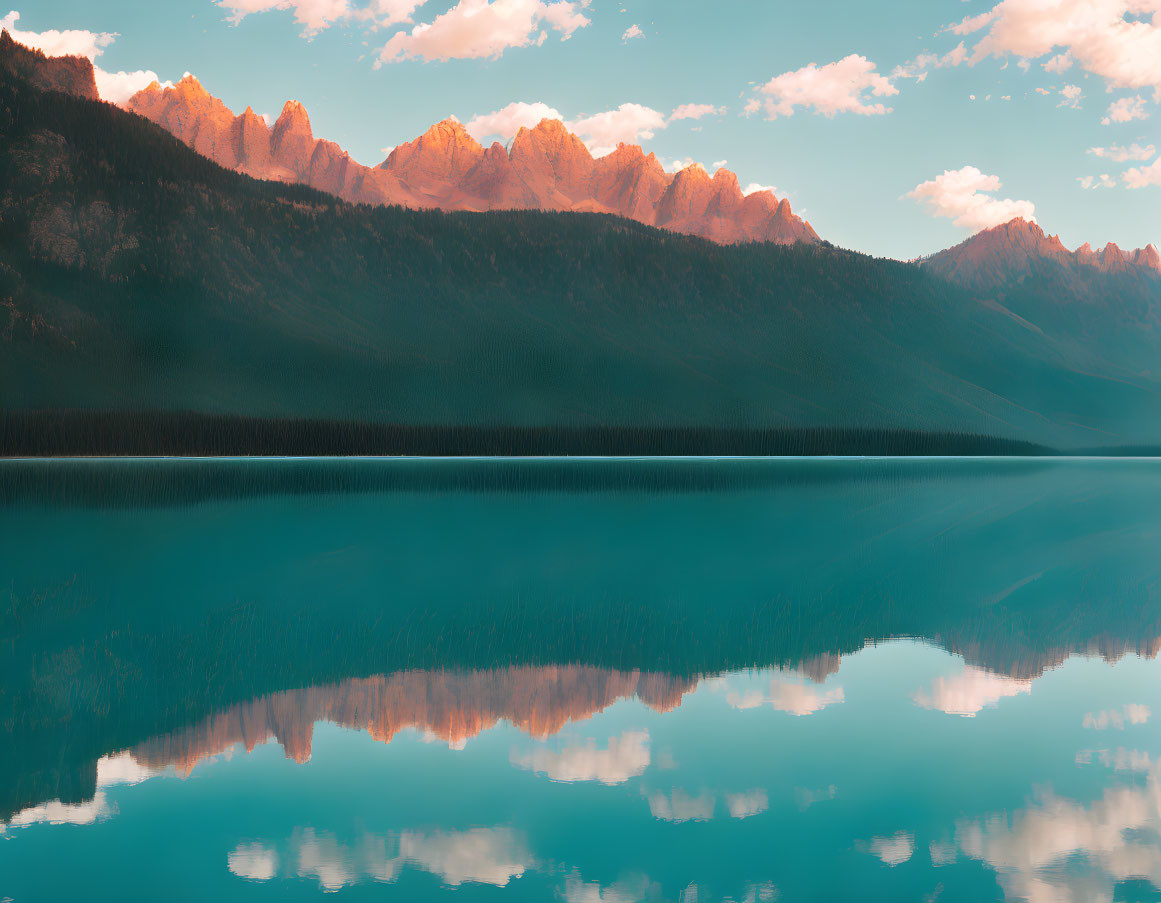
725,790,769,819
1083,704,1150,730
647,789,716,822
511,731,651,784
957,761,1161,902
912,666,1031,717
869,831,915,866
258,826,534,891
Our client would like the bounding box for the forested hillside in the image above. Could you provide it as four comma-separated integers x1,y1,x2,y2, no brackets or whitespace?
2,69,1160,452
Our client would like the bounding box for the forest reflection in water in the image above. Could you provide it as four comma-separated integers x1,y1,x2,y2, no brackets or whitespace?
3,457,1161,902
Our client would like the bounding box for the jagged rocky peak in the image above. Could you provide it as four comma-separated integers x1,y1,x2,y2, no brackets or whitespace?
116,66,821,245
922,217,1161,290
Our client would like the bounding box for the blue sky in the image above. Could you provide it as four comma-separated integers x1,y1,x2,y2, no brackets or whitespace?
8,0,1160,259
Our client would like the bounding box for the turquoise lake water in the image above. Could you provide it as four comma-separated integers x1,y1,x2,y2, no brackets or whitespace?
3,458,1161,902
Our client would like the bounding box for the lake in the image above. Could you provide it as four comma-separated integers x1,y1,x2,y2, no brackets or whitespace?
3,457,1161,902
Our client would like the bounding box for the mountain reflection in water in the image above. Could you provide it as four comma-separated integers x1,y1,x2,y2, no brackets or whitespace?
3,457,1161,902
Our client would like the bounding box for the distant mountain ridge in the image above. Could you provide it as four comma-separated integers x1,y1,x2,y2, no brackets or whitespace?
124,74,819,246
921,217,1160,293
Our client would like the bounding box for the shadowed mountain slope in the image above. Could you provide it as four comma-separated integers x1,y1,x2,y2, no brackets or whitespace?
2,43,1161,450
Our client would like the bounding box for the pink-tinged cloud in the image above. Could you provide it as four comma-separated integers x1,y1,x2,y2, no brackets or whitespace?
215,1,428,35
568,102,667,156
1042,51,1073,73
1077,174,1118,189
0,10,114,58
94,68,173,105
621,23,642,41
1088,142,1156,162
377,0,590,64
464,101,564,141
949,0,1161,99
1124,157,1161,188
753,54,898,118
0,10,169,107
892,42,969,81
1058,83,1082,108
669,103,723,122
1102,95,1150,124
218,0,352,32
908,166,1037,232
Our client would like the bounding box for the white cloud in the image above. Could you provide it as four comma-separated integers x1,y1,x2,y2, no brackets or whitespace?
1103,95,1150,124
725,789,769,819
912,666,1032,716
669,102,723,122
462,98,687,155
377,0,591,64
1124,157,1161,187
621,23,642,41
907,165,1036,232
752,54,898,118
742,182,778,196
217,0,352,32
0,10,168,106
1088,142,1156,162
663,156,702,173
1083,704,1151,729
1077,174,1118,189
94,68,171,105
229,842,279,881
647,788,716,822
464,100,564,142
870,831,915,866
1058,83,1082,108
216,0,427,33
511,731,650,784
0,10,115,59
1042,50,1074,73
892,43,969,81
712,159,727,169
947,0,1161,99
568,102,667,156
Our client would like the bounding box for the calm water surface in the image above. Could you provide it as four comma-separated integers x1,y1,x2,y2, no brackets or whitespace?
3,458,1161,902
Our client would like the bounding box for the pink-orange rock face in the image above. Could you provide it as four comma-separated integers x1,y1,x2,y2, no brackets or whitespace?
122,77,820,246
923,217,1161,292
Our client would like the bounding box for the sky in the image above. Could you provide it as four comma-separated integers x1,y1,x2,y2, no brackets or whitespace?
6,0,1160,259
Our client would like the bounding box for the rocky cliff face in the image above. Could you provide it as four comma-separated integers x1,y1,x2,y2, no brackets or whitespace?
124,77,819,246
0,29,98,100
921,218,1161,293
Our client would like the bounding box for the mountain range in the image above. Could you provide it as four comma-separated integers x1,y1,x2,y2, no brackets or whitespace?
125,73,819,246
1,32,1160,454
